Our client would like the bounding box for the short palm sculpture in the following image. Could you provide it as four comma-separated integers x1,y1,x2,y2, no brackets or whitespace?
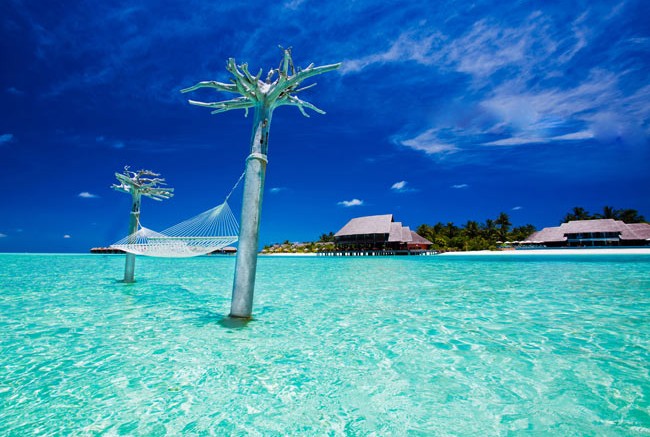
182,48,340,318
112,166,174,283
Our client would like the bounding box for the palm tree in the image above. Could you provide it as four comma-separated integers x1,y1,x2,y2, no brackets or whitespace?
463,220,481,239
600,205,617,219
495,212,512,242
617,209,646,223
563,206,591,223
482,219,497,241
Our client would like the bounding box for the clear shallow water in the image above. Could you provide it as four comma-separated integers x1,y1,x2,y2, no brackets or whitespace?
1,254,649,435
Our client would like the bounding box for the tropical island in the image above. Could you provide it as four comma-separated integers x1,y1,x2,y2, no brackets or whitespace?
261,206,648,254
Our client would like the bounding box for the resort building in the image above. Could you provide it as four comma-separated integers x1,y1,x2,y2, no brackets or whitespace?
525,219,650,247
332,214,433,254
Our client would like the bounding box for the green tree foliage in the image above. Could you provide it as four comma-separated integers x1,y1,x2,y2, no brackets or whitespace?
563,206,591,222
318,232,335,242
562,206,646,223
417,213,536,252
495,212,512,242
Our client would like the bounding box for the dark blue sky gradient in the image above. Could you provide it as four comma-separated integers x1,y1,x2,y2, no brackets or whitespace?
1,0,649,252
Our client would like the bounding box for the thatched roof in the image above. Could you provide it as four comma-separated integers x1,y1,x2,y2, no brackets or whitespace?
526,219,650,242
409,231,432,245
334,214,393,237
622,223,650,240
335,214,430,246
388,222,402,241
401,226,413,242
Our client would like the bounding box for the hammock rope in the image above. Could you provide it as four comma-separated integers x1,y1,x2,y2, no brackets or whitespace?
110,172,244,258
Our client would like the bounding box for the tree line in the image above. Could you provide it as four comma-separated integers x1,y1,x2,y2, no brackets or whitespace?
562,206,646,224
416,205,647,252
416,212,535,252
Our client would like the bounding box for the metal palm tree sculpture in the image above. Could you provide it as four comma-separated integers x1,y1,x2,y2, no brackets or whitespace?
182,48,340,318
112,166,174,283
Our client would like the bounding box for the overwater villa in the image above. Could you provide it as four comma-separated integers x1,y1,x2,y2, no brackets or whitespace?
324,214,433,255
523,219,650,247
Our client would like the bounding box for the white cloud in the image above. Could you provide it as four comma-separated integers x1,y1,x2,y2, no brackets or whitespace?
0,233,7,238
0,133,14,145
399,129,457,155
512,206,523,211
451,184,468,189
341,33,442,74
284,0,306,10
482,137,544,146
338,199,363,207
63,235,71,239
269,187,286,194
78,192,99,198
375,12,647,158
340,11,584,80
391,181,407,191
550,131,594,141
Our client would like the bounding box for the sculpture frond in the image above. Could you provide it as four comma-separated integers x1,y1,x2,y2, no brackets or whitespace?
180,80,237,94
181,49,340,117
280,95,326,117
112,167,174,200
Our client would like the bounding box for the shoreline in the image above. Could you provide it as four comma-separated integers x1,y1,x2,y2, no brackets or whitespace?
260,252,318,257
259,248,650,257
438,248,650,256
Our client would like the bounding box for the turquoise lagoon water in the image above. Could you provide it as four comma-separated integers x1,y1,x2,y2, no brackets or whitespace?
1,253,649,435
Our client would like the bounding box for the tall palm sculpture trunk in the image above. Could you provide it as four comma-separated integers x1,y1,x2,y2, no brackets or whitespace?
112,167,174,283
182,48,340,318
230,106,271,316
124,191,142,283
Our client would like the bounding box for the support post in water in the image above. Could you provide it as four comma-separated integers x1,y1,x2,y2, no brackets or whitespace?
182,48,340,318
112,166,174,283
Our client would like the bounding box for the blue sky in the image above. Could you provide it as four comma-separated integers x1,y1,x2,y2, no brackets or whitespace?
1,0,649,252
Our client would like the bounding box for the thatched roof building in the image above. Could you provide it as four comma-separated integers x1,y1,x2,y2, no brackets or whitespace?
526,219,650,247
334,214,432,250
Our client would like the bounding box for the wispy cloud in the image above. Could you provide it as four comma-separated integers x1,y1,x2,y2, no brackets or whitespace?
0,233,7,238
338,198,363,207
269,187,286,194
397,129,457,155
451,184,468,189
550,131,594,141
482,137,545,147
348,5,648,163
284,0,306,10
512,206,523,211
6,87,24,95
78,192,99,198
63,234,71,239
0,133,14,145
391,180,417,193
95,136,124,149
340,32,442,74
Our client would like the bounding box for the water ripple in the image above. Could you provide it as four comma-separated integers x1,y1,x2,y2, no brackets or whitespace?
0,254,649,434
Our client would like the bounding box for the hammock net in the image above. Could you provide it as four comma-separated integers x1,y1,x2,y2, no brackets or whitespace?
110,173,243,258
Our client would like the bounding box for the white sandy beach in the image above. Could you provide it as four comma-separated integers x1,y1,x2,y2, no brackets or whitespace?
260,252,318,256
439,248,650,256
261,248,650,256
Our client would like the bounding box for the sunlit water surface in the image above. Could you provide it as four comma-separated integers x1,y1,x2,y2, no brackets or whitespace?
1,254,649,435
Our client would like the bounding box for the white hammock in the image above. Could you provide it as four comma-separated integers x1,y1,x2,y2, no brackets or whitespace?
110,174,243,258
